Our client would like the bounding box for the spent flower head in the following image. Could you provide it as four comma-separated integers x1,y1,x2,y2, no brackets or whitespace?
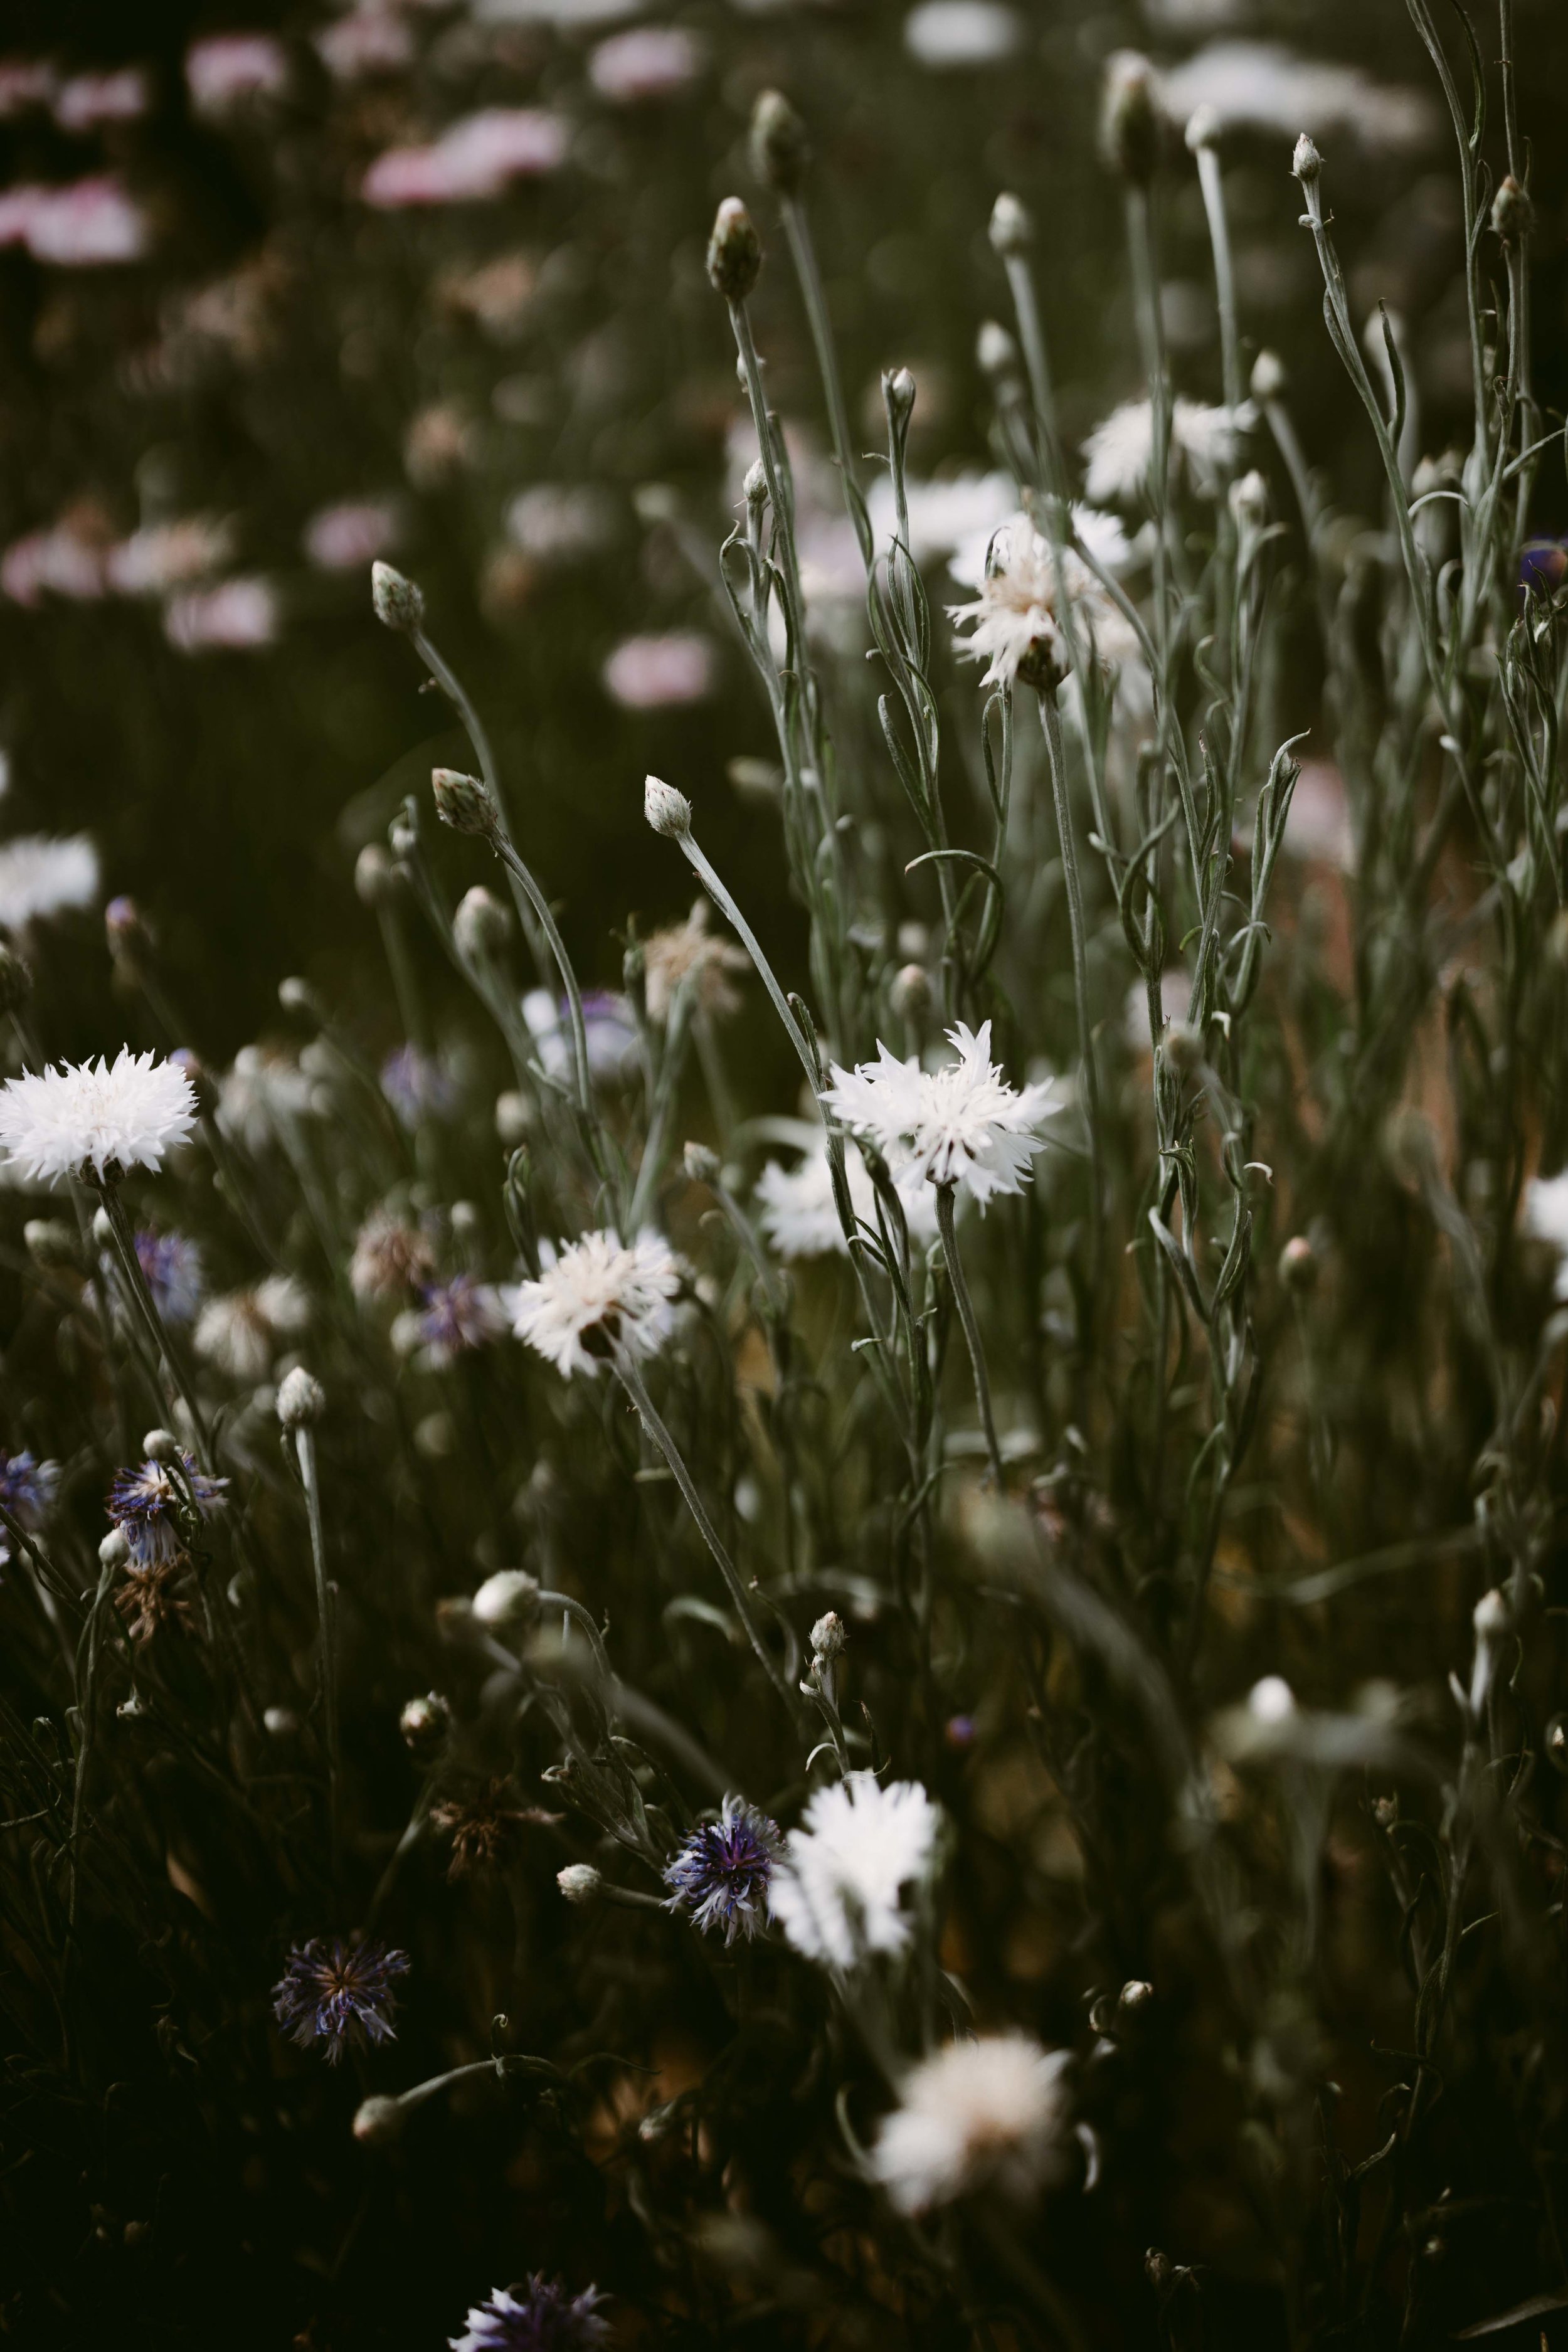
272,1936,410,2064
664,1795,782,1944
820,1021,1056,1208
0,1049,196,1184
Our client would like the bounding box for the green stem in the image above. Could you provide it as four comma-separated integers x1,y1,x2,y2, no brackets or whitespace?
935,1182,1004,1492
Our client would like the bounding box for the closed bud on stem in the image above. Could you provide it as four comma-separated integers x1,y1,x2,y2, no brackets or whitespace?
453,885,511,962
354,843,398,906
1279,1234,1317,1293
1184,104,1219,154
1491,173,1533,244
1101,52,1162,184
277,975,319,1019
471,1567,540,1628
1250,348,1288,403
889,962,931,1022
883,365,917,436
371,559,424,633
399,1688,452,1760
1161,1019,1204,1074
144,1428,181,1462
810,1609,846,1661
431,768,497,839
104,895,151,970
557,1862,603,1905
987,191,1033,257
706,197,762,303
1291,133,1322,187
743,458,768,513
1119,1978,1154,2011
92,1206,114,1247
0,941,32,1015
277,1365,325,1428
683,1140,720,1185
1229,469,1269,532
644,774,692,839
976,319,1021,385
749,89,809,194
24,1217,79,1271
352,2095,404,2147
98,1527,130,1569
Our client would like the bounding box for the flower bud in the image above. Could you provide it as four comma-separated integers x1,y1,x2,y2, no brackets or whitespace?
263,1705,299,1736
749,89,809,194
24,1217,79,1271
352,2094,404,2147
1184,105,1219,155
1545,1714,1568,1775
883,366,916,434
1145,2250,1173,2293
976,320,1021,384
371,560,423,633
143,1428,181,1463
1229,469,1269,531
706,197,762,303
1291,134,1322,186
1118,1978,1154,2011
471,1567,540,1628
1101,52,1162,184
1248,1674,1295,1722
742,459,768,512
557,1862,603,1906
399,1689,452,1761
104,894,151,970
92,1206,114,1247
810,1610,846,1661
453,885,511,962
98,1527,129,1569
1371,1794,1399,1828
683,1140,721,1186
1491,173,1533,244
1161,1018,1204,1073
644,774,692,839
431,768,497,839
987,192,1033,257
0,941,33,1015
495,1090,529,1148
890,963,931,1022
277,975,318,1020
1278,1234,1317,1293
276,1365,325,1428
354,843,397,906
1250,348,1288,403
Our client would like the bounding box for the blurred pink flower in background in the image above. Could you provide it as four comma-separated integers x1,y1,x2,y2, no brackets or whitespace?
53,69,152,132
107,517,235,596
1285,761,1353,869
302,497,404,572
0,62,55,117
0,178,150,265
1,516,110,606
186,35,290,117
315,11,415,82
588,28,704,104
601,632,717,710
363,109,567,206
163,578,280,652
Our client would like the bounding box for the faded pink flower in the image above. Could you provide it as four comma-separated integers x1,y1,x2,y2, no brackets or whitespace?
361,109,566,207
588,28,703,104
1,516,110,606
601,631,717,710
0,178,149,265
315,11,413,82
163,578,279,652
186,34,289,117
302,497,403,572
53,69,152,132
106,516,235,596
0,61,55,117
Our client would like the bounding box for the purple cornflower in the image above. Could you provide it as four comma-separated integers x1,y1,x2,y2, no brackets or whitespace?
415,1273,507,1362
1521,539,1568,600
135,1228,204,1325
107,1451,228,1566
522,988,639,1084
380,1044,460,1131
664,1794,781,1945
0,1448,60,1565
272,1936,410,2065
449,2277,610,2351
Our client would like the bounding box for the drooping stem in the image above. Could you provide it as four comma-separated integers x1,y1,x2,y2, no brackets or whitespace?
935,1182,1004,1492
611,1341,795,1718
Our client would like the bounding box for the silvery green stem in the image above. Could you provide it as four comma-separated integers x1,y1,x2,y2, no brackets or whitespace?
98,1184,215,1463
1000,252,1064,492
411,623,549,978
1038,688,1105,1301
779,194,871,567
611,1342,795,1717
728,298,810,667
934,1182,1004,1492
1193,142,1242,416
67,1555,117,1932
292,1421,341,1887
489,829,593,1120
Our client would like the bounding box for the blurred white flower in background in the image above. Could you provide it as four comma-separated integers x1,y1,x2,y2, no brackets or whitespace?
1159,42,1435,149
195,1275,312,1382
589,28,704,103
315,11,414,82
0,835,100,931
0,178,150,266
185,34,290,118
1083,397,1250,506
506,484,618,566
871,2035,1073,2213
164,579,279,652
1523,1173,1568,1300
217,1046,314,1153
362,109,568,207
602,632,717,710
303,498,405,573
107,517,235,597
53,70,150,132
754,1141,941,1262
903,2,1023,70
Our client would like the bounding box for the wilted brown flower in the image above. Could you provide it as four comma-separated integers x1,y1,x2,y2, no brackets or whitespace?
115,1557,196,1645
431,1778,558,1880
642,899,750,1027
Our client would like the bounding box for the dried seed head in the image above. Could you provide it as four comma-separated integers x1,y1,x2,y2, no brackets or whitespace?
1291,133,1322,186
644,773,692,839
706,197,762,303
453,884,511,961
1100,52,1162,184
987,192,1033,257
431,767,497,839
1491,172,1533,244
557,1862,603,1905
1250,348,1288,403
276,1365,325,1428
371,560,423,633
399,1689,452,1761
749,88,810,194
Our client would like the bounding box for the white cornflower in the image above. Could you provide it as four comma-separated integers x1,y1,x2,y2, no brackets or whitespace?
216,1044,314,1154
512,1229,685,1380
0,1049,196,1184
820,1021,1056,1210
1158,41,1434,151
754,1142,940,1262
948,510,1142,695
871,2035,1073,2215
1523,1172,1568,1300
194,1273,311,1381
0,834,100,931
1082,397,1250,506
769,1775,940,1968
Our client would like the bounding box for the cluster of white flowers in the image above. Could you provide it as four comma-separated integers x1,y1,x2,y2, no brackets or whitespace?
512,1229,685,1380
871,2034,1073,2214
753,1140,940,1262
770,1774,940,1967
1081,397,1250,507
820,1022,1056,1209
0,1049,196,1184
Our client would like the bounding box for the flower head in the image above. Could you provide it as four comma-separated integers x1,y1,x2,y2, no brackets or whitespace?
216,1044,313,1153
135,1229,204,1326
948,510,1141,694
380,1044,460,1130
1524,1172,1568,1298
108,1451,228,1567
820,1022,1056,1209
870,2035,1073,2214
115,1554,197,1643
754,1141,940,1261
0,835,99,931
664,1796,781,1944
0,1448,59,1565
449,2277,610,2352
0,1049,196,1184
642,899,750,1025
770,1774,941,1968
512,1229,684,1380
395,1274,509,1369
431,1778,543,1880
351,1206,436,1302
194,1274,311,1381
1082,397,1249,506
272,1936,410,2065
522,990,639,1084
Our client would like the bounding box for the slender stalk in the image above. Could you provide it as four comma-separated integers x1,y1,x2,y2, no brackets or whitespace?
489,829,594,1121
1192,135,1242,415
779,194,871,566
292,1421,341,1888
934,1183,1004,1491
1038,689,1105,1306
97,1184,215,1461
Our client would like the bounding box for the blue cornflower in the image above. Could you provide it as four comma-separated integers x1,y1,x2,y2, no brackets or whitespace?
449,2277,610,2352
404,1273,507,1367
272,1936,410,2066
107,1451,228,1566
135,1228,204,1326
664,1794,781,1946
380,1044,460,1131
0,1448,60,1565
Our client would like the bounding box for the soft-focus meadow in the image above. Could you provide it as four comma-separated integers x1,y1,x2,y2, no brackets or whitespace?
4,1,1568,2346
